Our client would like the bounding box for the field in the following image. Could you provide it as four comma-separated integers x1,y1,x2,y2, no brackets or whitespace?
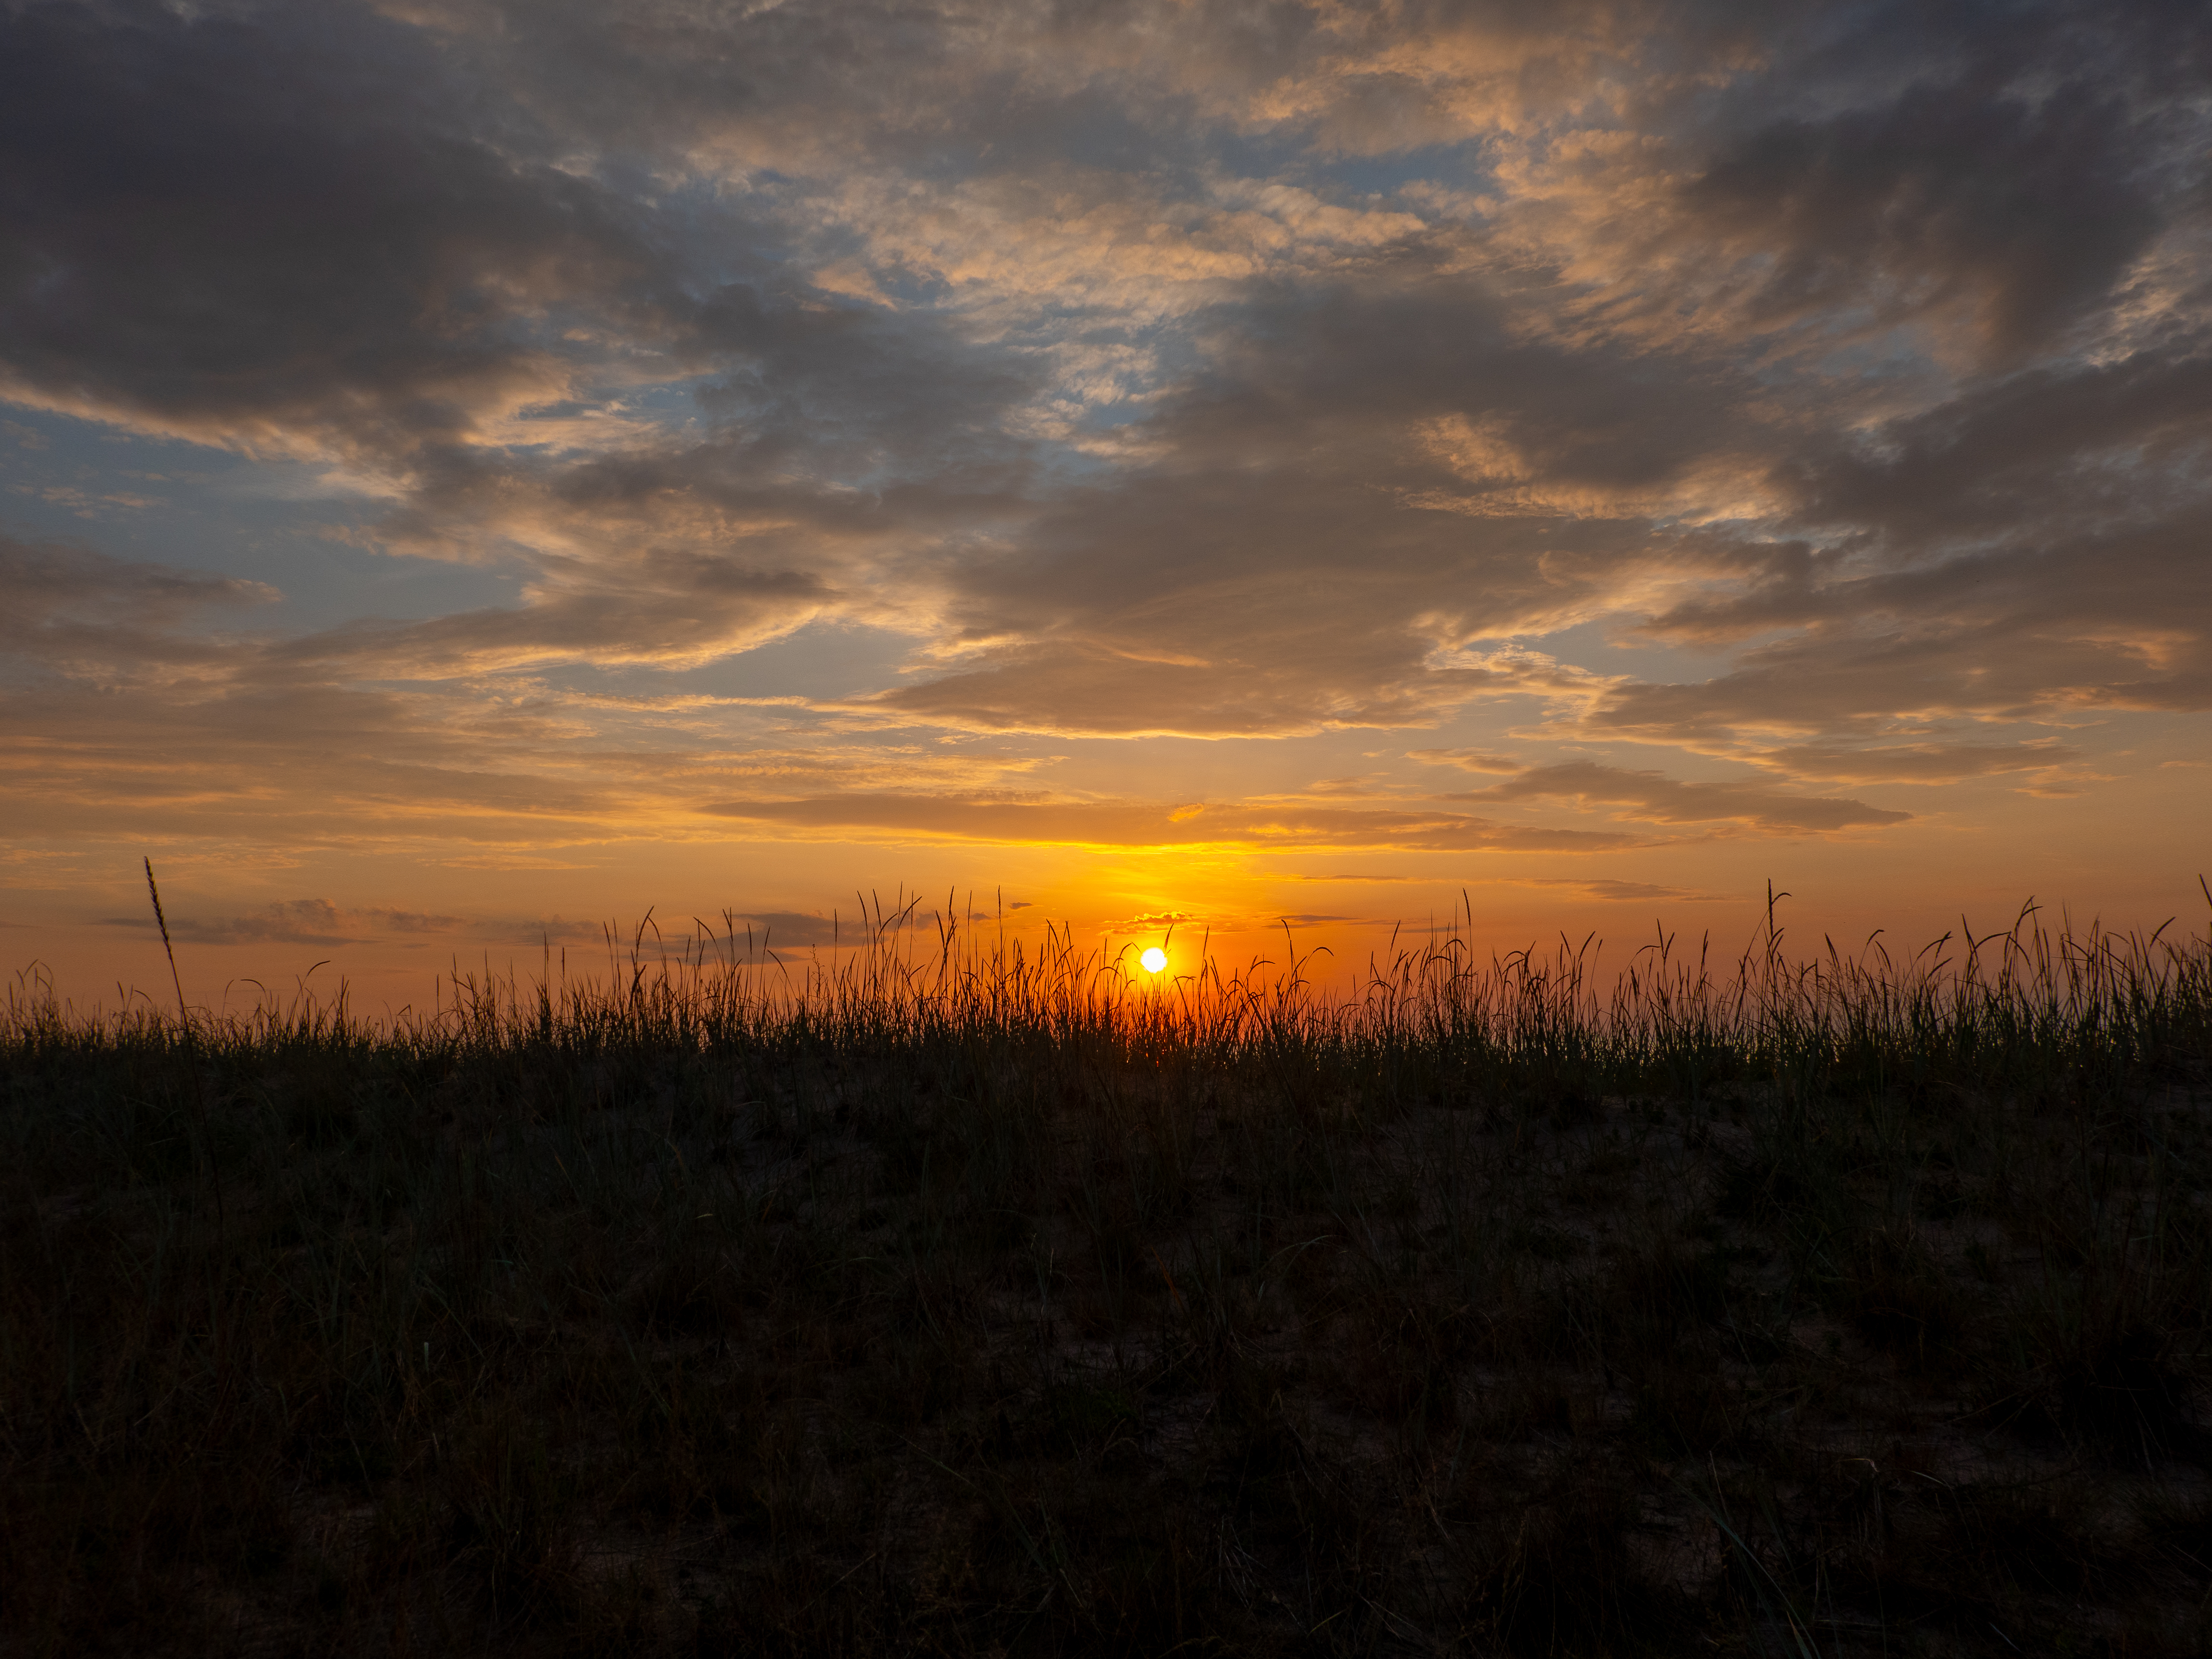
5,888,2211,1656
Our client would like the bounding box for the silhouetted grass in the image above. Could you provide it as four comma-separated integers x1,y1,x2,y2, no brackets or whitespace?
4,888,2211,1655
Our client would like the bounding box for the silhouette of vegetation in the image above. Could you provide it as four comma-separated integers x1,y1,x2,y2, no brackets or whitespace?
5,885,2210,1654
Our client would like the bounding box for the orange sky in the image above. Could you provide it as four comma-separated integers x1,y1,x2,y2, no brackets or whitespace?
4,0,2209,1015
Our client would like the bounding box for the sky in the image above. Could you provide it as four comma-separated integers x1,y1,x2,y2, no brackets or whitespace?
4,0,2210,1010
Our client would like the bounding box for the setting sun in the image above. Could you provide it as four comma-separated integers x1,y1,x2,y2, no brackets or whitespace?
1139,947,1167,974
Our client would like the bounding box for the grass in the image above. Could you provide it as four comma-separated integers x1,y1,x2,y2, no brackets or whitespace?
4,886,2211,1656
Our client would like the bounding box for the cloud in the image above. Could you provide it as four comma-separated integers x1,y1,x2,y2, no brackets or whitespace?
1,535,274,666
1746,742,2080,784
1407,748,1526,774
1679,68,2167,363
1298,774,1397,798
1506,878,1731,903
99,898,472,948
89,899,852,955
435,854,596,871
0,0,2206,882
1589,509,2212,745
1456,762,1908,831
1274,871,1729,903
275,558,836,676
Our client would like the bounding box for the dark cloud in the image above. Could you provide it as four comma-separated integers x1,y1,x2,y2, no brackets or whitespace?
99,898,471,947
1531,879,1725,903
0,534,274,682
713,912,842,950
1597,503,2212,745
1684,73,2164,361
1781,351,2212,549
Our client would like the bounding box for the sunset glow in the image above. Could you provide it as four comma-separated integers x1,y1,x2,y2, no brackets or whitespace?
3,1,2208,1008
11,18,2212,1639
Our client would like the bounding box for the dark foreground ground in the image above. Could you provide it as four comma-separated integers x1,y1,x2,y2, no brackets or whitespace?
5,941,2211,1656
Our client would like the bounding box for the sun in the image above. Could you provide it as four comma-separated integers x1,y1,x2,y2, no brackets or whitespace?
1140,946,1167,974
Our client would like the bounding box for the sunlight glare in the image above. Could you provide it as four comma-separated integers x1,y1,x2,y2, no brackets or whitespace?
1140,946,1167,974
